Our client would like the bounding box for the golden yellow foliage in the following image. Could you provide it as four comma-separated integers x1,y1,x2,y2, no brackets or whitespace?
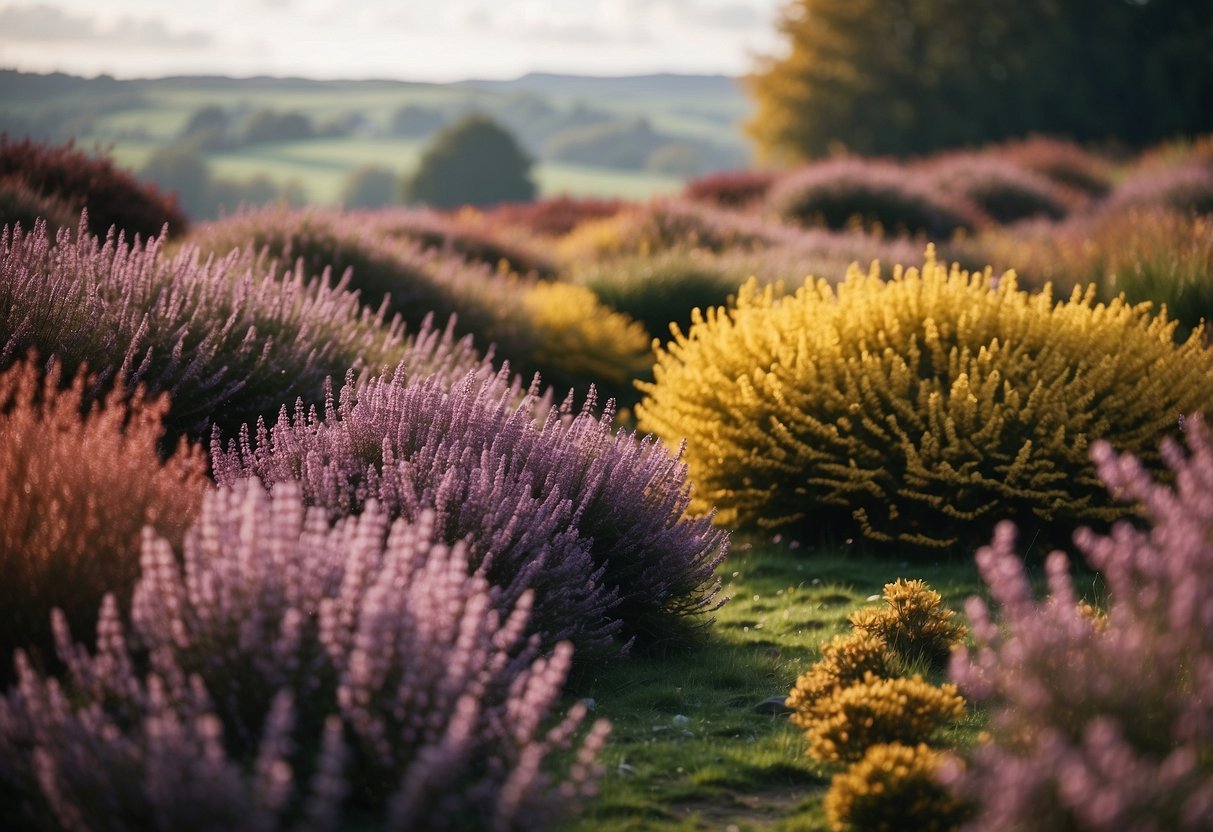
849,579,966,667
636,246,1213,551
824,742,970,832
787,632,894,729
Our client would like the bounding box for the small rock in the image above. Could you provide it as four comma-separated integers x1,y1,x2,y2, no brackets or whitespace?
866,594,882,602
617,763,638,776
580,697,596,712
755,696,793,715
671,714,691,726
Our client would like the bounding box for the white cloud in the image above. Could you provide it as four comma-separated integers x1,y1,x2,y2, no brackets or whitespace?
0,2,212,47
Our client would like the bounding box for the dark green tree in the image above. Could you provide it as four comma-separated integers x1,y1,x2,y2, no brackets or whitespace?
402,115,536,208
746,0,1213,162
339,164,398,209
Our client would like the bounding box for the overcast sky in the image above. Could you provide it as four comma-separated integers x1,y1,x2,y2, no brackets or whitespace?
0,0,785,81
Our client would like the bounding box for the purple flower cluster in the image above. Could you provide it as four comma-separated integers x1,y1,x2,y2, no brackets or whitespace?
0,481,608,831
944,417,1213,830
211,366,728,657
0,218,485,441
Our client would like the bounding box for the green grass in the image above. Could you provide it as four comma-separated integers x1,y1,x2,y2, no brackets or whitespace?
558,540,988,831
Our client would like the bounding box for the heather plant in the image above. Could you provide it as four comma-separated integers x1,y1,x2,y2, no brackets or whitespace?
824,742,970,832
211,366,728,657
190,208,649,404
1,220,478,441
848,579,966,668
0,357,208,676
0,175,77,239
965,210,1213,343
682,169,778,209
926,154,1075,224
799,672,966,764
0,136,188,238
637,247,1213,552
485,196,626,238
0,482,608,831
1102,161,1213,217
768,159,987,239
994,135,1113,197
943,418,1213,831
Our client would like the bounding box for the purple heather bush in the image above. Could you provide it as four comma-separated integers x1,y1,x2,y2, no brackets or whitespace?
993,135,1113,197
211,365,728,658
0,481,609,831
943,417,1213,830
925,153,1076,224
768,158,987,239
1102,161,1213,218
0,218,485,441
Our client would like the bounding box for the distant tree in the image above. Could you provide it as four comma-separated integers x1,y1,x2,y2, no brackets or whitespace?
241,109,314,144
139,144,212,218
402,115,536,209
177,105,232,150
746,0,1213,162
339,164,398,208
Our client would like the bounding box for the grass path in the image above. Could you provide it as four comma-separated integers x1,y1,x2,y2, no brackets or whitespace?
559,540,989,831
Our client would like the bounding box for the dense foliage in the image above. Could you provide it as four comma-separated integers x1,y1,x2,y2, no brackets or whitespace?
637,247,1213,552
403,115,536,209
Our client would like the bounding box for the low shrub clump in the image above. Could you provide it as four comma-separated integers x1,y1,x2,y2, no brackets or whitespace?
0,136,188,238
211,366,728,658
849,579,967,668
0,175,78,238
0,357,208,675
0,482,609,831
486,195,627,238
927,154,1075,223
943,418,1213,830
2,220,479,442
683,169,778,208
993,135,1113,197
824,742,971,832
786,632,895,718
637,247,1213,552
1102,161,1213,217
768,159,986,239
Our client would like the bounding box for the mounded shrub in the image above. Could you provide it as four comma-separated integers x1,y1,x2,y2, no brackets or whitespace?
993,135,1113,197
0,175,78,238
768,160,986,239
364,208,557,278
210,366,728,658
943,419,1213,830
799,672,966,764
0,482,608,831
848,579,966,668
786,632,895,721
636,247,1213,552
825,742,971,832
683,169,778,209
487,195,626,238
0,136,188,238
190,208,650,405
1,219,485,441
1102,161,1213,217
927,154,1075,224
0,357,208,676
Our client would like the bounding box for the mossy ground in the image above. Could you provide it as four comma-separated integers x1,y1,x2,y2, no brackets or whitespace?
558,539,993,831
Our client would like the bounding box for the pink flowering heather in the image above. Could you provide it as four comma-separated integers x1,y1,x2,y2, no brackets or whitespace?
211,366,728,658
0,218,487,441
943,416,1213,830
0,481,608,831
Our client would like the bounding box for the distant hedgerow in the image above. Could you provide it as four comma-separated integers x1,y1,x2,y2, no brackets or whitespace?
0,357,208,677
0,136,188,238
211,367,728,658
1,219,480,441
0,482,608,831
637,247,1213,552
768,160,986,239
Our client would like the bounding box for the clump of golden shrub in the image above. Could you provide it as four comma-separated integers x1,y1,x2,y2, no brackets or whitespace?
637,246,1213,552
787,632,894,720
849,579,966,667
823,742,970,832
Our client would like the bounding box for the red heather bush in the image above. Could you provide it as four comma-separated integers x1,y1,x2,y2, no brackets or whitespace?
925,154,1076,224
944,418,1213,830
768,159,987,239
0,357,208,676
487,195,627,238
211,367,728,658
0,482,608,831
0,136,188,239
683,169,778,209
1,220,484,441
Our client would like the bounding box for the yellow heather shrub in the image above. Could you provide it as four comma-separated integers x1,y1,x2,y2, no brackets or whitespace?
804,672,966,764
521,281,652,398
849,579,966,667
0,358,209,671
787,632,894,730
636,246,1213,550
824,742,970,832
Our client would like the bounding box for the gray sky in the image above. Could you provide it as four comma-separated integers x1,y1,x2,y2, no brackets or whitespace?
0,0,785,80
